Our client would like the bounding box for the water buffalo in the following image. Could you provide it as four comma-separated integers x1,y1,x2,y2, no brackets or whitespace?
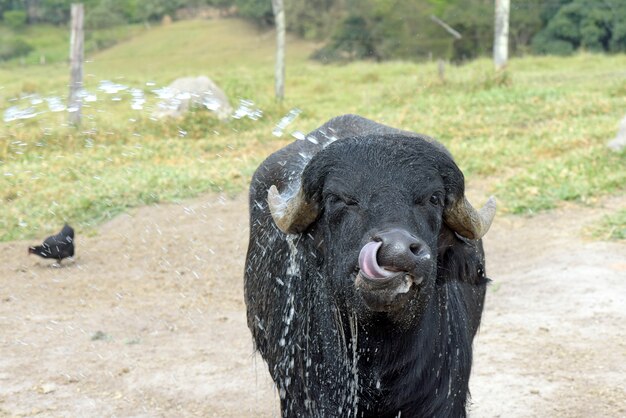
244,114,495,417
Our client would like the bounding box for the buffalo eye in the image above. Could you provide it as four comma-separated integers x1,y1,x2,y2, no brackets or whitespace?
429,193,443,207
326,193,359,210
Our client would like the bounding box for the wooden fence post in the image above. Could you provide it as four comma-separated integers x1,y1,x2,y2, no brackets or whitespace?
271,0,285,101
438,59,445,81
494,0,510,71
68,3,84,125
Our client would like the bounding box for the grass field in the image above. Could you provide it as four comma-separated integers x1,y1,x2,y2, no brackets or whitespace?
0,22,146,66
588,209,626,240
1,18,625,242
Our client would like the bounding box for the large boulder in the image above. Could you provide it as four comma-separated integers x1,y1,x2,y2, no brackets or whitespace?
154,76,232,121
608,115,626,152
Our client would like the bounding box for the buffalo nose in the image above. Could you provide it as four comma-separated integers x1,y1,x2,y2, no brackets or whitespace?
373,229,430,273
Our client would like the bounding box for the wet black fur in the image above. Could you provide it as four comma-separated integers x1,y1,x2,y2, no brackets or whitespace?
245,115,489,417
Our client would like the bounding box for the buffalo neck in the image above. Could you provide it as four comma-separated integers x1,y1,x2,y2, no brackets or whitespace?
333,281,473,417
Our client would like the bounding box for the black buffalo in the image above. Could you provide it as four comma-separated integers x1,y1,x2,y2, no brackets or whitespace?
244,115,496,417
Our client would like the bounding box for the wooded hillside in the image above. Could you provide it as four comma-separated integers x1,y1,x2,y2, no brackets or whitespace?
1,0,626,63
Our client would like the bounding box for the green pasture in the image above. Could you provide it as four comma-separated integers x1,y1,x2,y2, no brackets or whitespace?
1,18,625,241
0,22,145,66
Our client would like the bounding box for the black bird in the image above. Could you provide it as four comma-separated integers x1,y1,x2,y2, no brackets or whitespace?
28,224,75,265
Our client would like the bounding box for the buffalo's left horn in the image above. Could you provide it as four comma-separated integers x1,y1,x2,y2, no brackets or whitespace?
444,196,496,240
268,185,319,234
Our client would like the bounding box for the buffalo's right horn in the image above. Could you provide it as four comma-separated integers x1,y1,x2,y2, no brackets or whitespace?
444,196,496,240
268,185,319,234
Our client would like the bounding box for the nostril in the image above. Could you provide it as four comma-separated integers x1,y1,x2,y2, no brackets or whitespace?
409,242,421,255
409,242,430,260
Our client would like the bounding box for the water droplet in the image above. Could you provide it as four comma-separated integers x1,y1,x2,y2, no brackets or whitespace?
272,108,302,137
231,99,262,120
46,97,66,112
203,96,222,111
98,80,128,94
130,88,146,110
3,105,38,122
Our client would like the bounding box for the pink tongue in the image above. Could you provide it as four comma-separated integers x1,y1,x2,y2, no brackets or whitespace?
358,241,394,279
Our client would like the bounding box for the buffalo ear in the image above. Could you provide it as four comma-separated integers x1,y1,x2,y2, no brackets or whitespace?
268,184,319,234
300,151,334,202
267,153,332,235
437,224,458,258
439,158,495,240
436,224,487,286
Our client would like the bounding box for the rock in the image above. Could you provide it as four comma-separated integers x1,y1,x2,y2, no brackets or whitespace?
91,330,110,341
607,115,626,152
38,383,56,394
154,76,232,121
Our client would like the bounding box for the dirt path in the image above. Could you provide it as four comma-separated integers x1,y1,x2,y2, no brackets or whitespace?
0,193,624,417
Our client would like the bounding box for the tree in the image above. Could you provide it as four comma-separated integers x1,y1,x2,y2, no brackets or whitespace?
85,0,125,29
312,0,447,63
235,0,273,26
509,0,543,55
443,0,493,61
136,0,182,22
532,0,626,55
0,0,22,20
39,0,71,24
3,9,27,29
285,0,336,39
0,37,33,61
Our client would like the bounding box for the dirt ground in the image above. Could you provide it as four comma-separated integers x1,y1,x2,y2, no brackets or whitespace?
0,191,624,417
